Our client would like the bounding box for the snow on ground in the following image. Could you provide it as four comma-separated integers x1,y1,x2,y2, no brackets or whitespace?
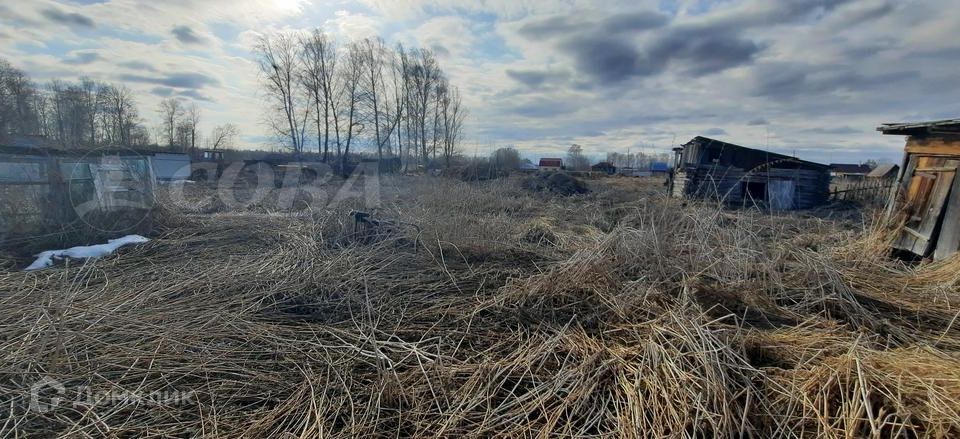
25,235,150,271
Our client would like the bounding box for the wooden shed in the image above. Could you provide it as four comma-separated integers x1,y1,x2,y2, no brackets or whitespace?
591,161,617,175
669,136,830,210
878,119,960,260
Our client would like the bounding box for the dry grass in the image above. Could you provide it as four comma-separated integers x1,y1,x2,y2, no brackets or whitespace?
1,175,959,438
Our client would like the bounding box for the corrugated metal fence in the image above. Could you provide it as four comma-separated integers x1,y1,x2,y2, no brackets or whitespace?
0,151,154,239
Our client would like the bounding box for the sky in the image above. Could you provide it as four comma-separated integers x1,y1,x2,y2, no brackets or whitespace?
1,0,958,164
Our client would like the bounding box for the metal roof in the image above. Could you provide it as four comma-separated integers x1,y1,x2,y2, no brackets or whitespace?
685,136,829,169
539,158,562,167
878,119,960,135
867,163,898,178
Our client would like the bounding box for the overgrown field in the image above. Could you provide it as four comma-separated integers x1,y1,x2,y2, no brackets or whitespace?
2,176,959,438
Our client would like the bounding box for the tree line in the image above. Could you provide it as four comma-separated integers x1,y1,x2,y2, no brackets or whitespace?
252,30,467,172
0,58,237,153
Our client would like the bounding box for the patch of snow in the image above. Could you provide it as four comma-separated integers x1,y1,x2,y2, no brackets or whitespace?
25,235,150,271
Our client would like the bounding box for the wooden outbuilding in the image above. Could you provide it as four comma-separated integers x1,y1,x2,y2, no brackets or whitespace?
591,161,617,175
878,119,960,260
669,136,830,210
867,163,899,180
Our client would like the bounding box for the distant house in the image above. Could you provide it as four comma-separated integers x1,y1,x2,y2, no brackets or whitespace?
829,163,872,180
867,163,899,180
591,161,616,175
878,119,960,260
539,158,563,171
669,136,830,210
650,162,669,175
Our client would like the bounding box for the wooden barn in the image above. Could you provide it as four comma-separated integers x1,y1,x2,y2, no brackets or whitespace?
669,136,830,210
878,119,960,260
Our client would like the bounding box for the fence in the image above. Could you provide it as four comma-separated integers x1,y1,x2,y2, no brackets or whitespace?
0,150,154,244
830,178,893,205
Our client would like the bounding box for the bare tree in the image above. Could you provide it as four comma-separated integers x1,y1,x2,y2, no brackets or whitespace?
0,58,150,149
300,29,339,162
491,146,521,173
185,102,200,154
360,37,389,160
406,49,441,167
208,123,238,150
340,42,365,174
566,144,590,171
158,97,183,149
79,77,100,147
391,43,409,167
105,85,138,146
432,76,447,161
254,32,309,153
441,85,466,168
48,80,67,145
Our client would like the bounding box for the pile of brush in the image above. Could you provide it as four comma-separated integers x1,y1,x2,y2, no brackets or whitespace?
2,176,958,438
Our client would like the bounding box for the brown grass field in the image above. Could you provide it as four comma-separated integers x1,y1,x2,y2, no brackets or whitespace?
2,175,959,438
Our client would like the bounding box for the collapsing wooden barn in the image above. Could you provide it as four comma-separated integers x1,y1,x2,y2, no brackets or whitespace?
669,136,830,210
879,119,960,260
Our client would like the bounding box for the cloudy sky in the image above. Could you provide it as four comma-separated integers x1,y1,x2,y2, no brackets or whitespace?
1,0,957,163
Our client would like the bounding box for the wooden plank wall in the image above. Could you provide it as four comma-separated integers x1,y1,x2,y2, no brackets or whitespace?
671,165,829,209
890,134,960,260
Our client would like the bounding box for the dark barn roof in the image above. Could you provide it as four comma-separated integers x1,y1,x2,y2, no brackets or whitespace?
682,136,828,171
878,119,960,136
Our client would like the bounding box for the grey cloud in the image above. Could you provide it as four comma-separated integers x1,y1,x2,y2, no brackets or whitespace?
430,44,450,57
64,52,100,65
40,7,95,29
118,72,220,89
176,89,213,102
710,0,857,32
508,97,580,118
150,87,212,102
750,62,913,100
561,36,650,83
519,10,668,40
836,1,895,26
703,128,728,136
150,87,175,97
119,60,157,72
647,25,764,76
559,26,761,82
747,118,770,126
517,16,581,39
171,25,205,44
506,69,568,88
803,126,861,135
553,0,863,82
603,11,670,33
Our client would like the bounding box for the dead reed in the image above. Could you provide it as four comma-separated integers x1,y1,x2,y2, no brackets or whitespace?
1,176,958,438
